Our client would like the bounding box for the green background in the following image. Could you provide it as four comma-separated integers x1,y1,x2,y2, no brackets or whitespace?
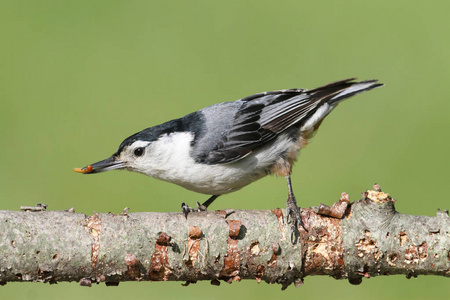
1,0,449,299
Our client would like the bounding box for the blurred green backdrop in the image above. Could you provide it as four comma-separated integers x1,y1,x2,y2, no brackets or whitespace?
1,0,449,299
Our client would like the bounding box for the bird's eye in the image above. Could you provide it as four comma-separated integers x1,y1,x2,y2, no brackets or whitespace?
134,147,144,157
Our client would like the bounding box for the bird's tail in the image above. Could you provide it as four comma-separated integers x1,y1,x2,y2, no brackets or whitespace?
307,78,384,106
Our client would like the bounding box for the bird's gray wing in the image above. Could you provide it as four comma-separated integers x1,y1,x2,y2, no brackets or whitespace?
197,78,381,165
194,88,320,165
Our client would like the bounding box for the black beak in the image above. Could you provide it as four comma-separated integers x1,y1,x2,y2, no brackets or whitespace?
74,156,124,174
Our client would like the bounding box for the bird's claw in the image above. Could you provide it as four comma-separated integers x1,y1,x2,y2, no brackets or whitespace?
286,194,307,244
181,202,208,218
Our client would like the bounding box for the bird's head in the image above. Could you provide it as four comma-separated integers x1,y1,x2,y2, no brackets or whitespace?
73,120,176,176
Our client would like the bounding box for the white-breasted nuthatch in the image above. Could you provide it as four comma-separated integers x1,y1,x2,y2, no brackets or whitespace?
75,78,383,231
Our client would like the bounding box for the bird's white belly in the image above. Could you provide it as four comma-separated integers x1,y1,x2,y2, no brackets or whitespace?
134,131,296,195
170,160,266,195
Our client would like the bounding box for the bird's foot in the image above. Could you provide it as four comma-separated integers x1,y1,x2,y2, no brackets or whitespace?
181,202,207,218
286,194,307,243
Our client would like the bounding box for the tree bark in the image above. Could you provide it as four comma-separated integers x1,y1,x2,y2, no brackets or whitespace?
0,189,448,289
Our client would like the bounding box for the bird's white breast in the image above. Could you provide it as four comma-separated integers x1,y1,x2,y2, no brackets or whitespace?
135,131,296,195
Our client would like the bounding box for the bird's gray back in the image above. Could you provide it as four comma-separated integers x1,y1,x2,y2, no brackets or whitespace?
191,101,244,162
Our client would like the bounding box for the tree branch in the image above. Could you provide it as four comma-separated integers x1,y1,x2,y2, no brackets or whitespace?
0,189,448,289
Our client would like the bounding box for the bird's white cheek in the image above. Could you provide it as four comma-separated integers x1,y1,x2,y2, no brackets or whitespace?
132,133,194,178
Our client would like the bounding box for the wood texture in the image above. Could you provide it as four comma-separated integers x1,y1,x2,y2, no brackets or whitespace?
0,189,448,289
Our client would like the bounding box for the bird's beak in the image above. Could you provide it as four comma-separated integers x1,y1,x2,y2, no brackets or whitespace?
74,156,124,174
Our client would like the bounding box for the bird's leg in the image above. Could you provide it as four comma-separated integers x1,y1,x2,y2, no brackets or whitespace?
285,175,306,242
200,195,219,209
181,195,219,218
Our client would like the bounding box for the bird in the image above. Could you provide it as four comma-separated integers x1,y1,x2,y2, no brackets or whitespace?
74,78,383,234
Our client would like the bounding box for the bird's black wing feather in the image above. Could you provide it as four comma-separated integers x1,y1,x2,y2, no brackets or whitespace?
198,89,318,164
199,78,381,165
